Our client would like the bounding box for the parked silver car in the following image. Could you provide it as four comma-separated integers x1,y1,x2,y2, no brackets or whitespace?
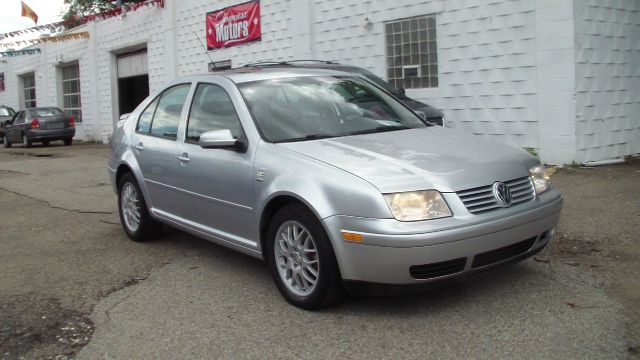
108,68,562,309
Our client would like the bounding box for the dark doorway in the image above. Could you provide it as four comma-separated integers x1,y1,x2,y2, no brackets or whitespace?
118,74,148,116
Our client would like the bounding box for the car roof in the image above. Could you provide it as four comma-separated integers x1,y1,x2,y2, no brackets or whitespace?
28,107,62,111
174,67,356,85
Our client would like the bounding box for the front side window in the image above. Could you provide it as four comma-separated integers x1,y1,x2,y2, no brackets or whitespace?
238,76,427,143
149,84,190,139
187,83,242,142
61,63,82,122
385,15,438,89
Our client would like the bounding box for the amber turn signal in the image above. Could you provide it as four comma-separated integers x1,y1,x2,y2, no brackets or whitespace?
341,231,364,243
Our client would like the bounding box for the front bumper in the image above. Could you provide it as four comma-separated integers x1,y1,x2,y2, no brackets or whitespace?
323,190,562,286
28,128,75,141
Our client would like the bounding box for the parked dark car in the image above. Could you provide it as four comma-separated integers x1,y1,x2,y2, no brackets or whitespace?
3,107,75,148
241,60,445,126
0,105,16,143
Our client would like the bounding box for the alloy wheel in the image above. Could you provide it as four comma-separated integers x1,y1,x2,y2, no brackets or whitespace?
121,182,141,232
274,220,320,296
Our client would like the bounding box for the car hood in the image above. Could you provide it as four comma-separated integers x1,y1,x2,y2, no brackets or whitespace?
278,127,538,193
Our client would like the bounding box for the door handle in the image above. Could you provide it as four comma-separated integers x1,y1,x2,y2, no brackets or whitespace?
177,153,190,163
134,143,144,151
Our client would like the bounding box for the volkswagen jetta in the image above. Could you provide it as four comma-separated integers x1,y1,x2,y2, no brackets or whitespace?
108,68,562,309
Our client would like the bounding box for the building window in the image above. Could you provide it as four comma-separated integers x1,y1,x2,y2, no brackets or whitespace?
21,72,36,108
62,64,82,122
385,15,438,89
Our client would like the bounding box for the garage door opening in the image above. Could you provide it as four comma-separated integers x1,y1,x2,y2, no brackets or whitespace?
118,75,148,116
116,48,149,116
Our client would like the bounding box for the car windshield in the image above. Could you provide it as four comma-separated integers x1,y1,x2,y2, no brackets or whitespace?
30,108,64,117
0,108,14,116
238,76,427,143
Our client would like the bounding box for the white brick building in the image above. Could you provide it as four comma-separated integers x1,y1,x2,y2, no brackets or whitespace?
0,0,638,164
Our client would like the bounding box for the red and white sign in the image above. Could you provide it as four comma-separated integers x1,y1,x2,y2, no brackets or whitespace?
206,0,261,50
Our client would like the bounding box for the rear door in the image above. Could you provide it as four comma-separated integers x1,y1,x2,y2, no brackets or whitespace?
7,111,26,143
130,83,192,215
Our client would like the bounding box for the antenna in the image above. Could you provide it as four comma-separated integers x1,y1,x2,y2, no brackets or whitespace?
193,31,216,71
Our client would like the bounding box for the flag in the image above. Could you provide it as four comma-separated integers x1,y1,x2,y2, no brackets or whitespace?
21,1,38,24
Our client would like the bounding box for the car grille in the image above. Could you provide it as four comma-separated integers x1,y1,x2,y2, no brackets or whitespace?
471,236,536,268
456,176,535,214
409,257,467,280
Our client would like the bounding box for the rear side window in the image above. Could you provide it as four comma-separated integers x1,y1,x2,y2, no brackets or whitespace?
149,84,190,139
136,84,190,139
136,97,159,133
186,83,242,142
15,112,26,124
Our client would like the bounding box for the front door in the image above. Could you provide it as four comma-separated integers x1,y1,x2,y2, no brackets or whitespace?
174,82,256,247
130,83,191,215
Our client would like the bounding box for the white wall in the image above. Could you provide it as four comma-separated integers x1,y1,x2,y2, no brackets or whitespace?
573,0,640,163
0,0,637,164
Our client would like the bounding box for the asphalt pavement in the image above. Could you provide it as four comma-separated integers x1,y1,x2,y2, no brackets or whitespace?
0,143,637,359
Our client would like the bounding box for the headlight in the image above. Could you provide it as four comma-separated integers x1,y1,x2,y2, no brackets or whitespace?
383,190,452,221
529,164,550,194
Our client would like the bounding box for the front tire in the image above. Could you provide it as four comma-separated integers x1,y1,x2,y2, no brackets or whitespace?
117,172,161,242
266,204,343,309
3,135,10,148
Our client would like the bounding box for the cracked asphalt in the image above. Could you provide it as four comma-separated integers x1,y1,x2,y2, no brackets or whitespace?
0,143,638,359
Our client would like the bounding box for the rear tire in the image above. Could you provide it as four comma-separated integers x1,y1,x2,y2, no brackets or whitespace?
22,134,32,148
266,203,344,309
63,138,72,146
3,135,10,148
117,172,161,242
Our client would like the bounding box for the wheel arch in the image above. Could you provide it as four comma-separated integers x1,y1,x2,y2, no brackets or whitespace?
115,163,134,192
258,193,325,260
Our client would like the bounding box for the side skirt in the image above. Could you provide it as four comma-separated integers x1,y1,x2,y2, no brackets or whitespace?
151,208,263,260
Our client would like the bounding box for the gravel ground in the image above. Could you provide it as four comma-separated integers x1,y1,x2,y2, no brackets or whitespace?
0,143,638,359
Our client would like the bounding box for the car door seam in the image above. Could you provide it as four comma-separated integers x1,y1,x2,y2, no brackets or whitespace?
144,178,253,212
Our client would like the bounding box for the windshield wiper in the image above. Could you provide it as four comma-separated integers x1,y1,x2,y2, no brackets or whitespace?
349,125,410,136
275,134,335,143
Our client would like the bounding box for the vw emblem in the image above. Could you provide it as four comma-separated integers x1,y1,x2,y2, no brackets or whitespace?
493,182,512,207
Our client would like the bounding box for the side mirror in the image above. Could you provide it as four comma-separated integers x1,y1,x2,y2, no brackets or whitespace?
415,110,427,120
396,87,406,96
199,129,237,149
119,113,131,121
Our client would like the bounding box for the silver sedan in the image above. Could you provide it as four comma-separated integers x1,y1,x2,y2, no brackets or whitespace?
108,68,562,309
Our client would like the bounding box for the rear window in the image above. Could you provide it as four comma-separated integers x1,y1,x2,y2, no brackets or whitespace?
30,108,64,117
